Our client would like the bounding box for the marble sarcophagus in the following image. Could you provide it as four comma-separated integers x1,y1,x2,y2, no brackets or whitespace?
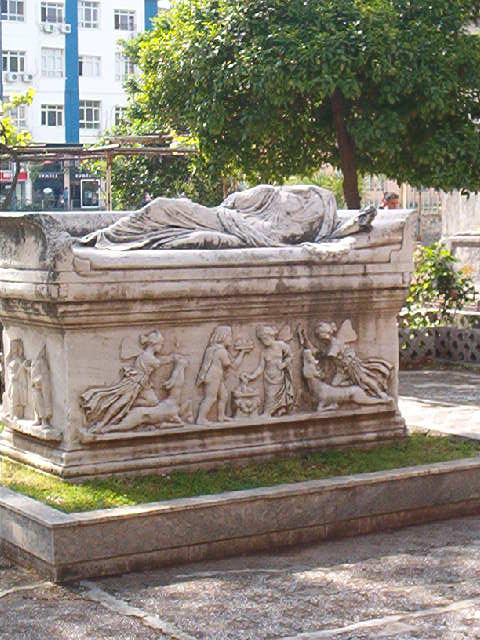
0,186,416,478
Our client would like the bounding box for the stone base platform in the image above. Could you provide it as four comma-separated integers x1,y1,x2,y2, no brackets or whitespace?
2,457,480,583
0,404,405,479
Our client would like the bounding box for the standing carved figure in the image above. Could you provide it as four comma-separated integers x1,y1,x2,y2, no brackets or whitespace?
5,339,29,420
80,330,174,432
31,345,53,428
196,326,252,424
246,325,295,417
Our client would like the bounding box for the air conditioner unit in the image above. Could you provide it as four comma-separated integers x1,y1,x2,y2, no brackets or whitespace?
60,23,72,34
22,73,34,83
41,22,55,33
5,72,19,83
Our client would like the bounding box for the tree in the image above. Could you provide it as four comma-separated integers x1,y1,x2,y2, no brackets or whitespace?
0,90,33,210
126,0,480,208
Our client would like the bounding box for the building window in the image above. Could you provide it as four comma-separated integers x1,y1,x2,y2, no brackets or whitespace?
41,104,63,127
41,1,64,23
2,51,26,73
41,48,64,78
78,1,99,28
78,55,101,77
79,100,101,129
11,104,28,130
114,9,135,31
115,53,135,82
1,0,25,21
4,96,28,130
114,106,127,126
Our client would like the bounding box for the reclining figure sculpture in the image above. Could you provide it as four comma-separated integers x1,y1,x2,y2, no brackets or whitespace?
80,184,376,251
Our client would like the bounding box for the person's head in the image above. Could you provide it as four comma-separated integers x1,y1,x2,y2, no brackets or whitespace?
140,329,164,353
9,339,23,359
144,192,153,203
315,322,336,341
383,192,400,209
209,325,233,347
256,325,277,346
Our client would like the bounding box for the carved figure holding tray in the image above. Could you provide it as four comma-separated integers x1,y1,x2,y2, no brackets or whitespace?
196,326,253,424
31,345,53,429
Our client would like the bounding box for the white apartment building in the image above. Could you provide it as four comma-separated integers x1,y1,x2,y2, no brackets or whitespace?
1,0,168,144
1,0,167,208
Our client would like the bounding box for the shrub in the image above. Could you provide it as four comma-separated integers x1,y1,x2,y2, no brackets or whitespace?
399,242,476,328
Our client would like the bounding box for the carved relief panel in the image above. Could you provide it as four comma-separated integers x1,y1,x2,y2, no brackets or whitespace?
80,330,192,434
78,319,395,439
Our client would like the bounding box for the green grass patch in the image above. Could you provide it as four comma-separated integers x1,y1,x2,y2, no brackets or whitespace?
1,434,479,514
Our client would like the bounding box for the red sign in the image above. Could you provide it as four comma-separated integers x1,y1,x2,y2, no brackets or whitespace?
0,171,28,183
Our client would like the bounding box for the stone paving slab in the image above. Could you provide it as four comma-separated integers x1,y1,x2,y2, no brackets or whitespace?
3,515,480,639
0,560,170,640
399,369,480,440
93,515,480,640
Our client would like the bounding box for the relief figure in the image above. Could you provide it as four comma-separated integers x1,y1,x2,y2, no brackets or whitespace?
5,338,29,420
102,353,190,432
80,330,181,433
196,326,253,424
246,325,295,417
31,345,53,428
298,322,393,412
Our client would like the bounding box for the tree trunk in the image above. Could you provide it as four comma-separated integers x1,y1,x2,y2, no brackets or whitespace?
2,159,20,211
330,89,361,209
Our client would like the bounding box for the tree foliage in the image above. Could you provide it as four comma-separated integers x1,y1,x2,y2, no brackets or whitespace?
109,153,225,209
125,0,480,207
0,90,33,210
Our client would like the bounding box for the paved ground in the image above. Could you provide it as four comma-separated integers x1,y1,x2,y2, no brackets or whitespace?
2,514,480,639
398,368,480,440
2,367,480,639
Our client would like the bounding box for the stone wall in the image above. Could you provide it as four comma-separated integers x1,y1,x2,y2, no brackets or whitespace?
441,191,480,237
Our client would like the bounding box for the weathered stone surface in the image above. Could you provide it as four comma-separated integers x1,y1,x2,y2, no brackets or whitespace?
0,197,416,477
